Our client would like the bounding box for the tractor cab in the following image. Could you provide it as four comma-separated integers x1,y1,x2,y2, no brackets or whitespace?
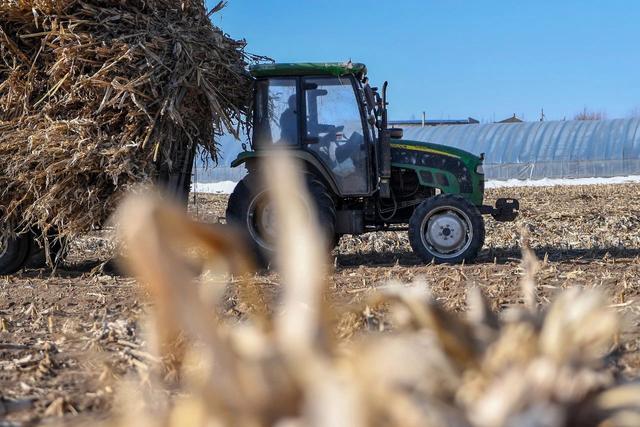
227,62,519,267
248,63,377,197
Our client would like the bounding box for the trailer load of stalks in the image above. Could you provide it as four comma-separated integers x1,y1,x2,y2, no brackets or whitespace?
0,0,254,242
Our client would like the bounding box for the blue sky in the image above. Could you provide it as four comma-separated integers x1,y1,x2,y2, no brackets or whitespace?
208,1,640,123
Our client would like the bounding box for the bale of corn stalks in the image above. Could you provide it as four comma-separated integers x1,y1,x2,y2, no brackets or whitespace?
0,0,256,239
111,155,640,427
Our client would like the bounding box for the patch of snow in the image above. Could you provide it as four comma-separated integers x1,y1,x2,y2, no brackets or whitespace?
192,176,640,194
192,181,238,194
486,176,640,188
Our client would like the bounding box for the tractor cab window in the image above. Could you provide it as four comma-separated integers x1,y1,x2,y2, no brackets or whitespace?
254,78,299,146
304,77,368,195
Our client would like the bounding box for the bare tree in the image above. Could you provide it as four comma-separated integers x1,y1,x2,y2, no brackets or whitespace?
574,107,607,121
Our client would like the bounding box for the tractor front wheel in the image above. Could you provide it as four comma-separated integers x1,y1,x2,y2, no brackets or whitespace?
408,195,485,264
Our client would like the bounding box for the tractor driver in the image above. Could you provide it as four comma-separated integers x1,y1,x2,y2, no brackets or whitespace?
279,95,298,144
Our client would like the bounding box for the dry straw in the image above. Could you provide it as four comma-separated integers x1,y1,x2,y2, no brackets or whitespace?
0,0,257,240
113,154,640,427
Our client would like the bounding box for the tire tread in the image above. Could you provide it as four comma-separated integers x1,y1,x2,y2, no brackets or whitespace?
0,231,31,275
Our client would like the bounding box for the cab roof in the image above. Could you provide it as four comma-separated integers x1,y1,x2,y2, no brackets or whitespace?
250,62,367,78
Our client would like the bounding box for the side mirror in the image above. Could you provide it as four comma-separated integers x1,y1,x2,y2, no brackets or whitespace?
389,128,403,139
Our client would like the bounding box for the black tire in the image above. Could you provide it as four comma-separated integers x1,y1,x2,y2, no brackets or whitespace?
26,231,67,268
408,194,485,264
0,224,32,275
226,173,336,267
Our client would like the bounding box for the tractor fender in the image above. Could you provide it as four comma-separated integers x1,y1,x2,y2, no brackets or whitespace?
230,150,342,197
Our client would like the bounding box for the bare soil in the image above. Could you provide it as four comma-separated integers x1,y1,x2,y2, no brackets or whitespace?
2,184,640,425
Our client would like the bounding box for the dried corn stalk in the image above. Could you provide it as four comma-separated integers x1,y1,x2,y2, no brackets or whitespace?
0,0,258,238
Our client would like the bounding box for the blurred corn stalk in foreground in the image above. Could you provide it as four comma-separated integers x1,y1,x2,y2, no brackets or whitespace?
114,154,640,427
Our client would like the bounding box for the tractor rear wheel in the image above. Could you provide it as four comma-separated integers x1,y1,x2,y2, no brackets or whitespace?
408,194,485,264
226,174,336,267
0,223,31,275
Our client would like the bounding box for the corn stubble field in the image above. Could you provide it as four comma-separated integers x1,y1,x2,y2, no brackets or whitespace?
1,182,640,426
6,1,639,425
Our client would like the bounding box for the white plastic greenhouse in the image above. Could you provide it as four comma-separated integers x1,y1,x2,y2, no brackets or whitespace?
402,118,640,181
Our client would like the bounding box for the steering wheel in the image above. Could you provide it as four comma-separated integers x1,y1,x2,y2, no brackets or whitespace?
318,125,344,145
314,125,344,163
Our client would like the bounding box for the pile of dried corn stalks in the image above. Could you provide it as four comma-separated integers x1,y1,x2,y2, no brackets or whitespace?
0,0,255,238
107,156,640,427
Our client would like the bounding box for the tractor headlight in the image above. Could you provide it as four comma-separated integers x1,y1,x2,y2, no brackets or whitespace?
475,164,484,174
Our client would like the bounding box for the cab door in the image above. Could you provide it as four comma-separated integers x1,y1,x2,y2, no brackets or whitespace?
302,76,370,196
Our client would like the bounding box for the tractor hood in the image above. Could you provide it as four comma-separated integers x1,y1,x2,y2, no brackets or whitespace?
390,139,482,168
389,139,484,206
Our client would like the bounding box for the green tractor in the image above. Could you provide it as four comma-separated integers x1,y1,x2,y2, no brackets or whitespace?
226,62,519,265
